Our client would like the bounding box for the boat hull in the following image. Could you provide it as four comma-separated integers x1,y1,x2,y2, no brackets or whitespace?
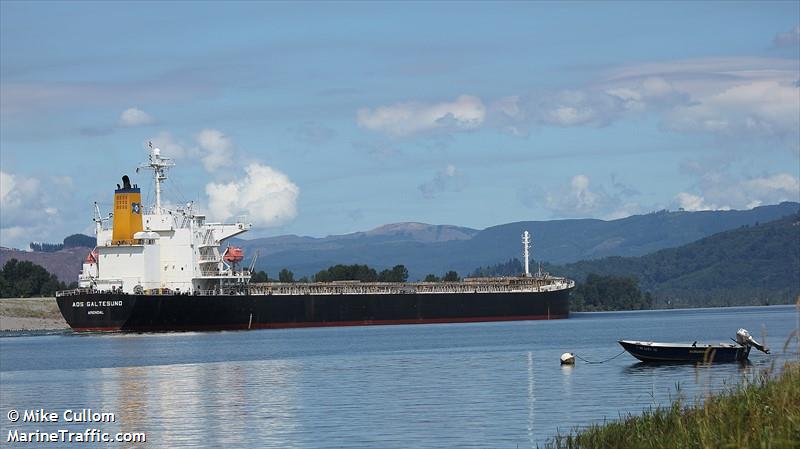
57,289,571,332
618,340,750,363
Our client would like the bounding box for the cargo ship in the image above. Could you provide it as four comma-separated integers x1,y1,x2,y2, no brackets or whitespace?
56,145,573,331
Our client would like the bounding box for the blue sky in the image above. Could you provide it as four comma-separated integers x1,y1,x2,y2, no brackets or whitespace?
1,1,799,249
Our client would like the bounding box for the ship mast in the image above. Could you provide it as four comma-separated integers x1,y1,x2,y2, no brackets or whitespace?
522,231,531,277
138,142,174,215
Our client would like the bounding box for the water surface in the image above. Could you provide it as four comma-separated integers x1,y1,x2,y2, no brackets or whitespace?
1,305,797,448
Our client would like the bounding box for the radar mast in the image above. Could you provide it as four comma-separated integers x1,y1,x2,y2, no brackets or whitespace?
522,231,531,277
138,142,174,215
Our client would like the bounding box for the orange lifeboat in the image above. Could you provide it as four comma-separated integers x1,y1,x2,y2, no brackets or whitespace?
223,246,244,264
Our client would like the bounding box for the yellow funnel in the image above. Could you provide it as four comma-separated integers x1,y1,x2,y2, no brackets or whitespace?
112,175,143,245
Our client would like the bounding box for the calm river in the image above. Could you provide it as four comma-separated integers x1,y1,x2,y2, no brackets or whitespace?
1,305,797,448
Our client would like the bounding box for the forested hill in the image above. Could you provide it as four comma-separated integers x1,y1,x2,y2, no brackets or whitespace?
555,215,800,307
244,202,798,280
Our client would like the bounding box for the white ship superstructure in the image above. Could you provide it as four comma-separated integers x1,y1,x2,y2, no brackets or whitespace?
78,145,252,294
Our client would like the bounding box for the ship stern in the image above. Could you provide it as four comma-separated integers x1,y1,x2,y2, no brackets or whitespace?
56,290,136,331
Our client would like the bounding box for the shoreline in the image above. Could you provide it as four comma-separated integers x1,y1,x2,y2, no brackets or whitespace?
543,362,799,449
0,298,68,331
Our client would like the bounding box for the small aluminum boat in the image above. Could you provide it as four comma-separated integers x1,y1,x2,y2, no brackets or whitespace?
619,328,770,363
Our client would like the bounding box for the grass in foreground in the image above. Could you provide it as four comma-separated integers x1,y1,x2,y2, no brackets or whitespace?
545,362,800,449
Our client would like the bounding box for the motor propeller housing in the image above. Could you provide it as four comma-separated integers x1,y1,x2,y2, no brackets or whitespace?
736,328,770,354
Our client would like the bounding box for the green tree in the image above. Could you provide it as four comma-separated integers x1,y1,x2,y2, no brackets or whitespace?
378,264,409,282
442,271,460,282
278,268,294,283
570,274,652,312
314,264,378,282
29,242,63,252
469,258,524,277
250,270,269,283
424,274,440,282
0,259,68,297
63,234,95,248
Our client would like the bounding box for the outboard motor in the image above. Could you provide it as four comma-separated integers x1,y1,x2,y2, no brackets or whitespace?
736,328,770,354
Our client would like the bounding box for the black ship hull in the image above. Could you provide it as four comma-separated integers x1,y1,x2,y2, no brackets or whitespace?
56,289,571,332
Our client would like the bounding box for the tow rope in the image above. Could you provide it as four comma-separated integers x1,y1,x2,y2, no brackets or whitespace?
574,350,627,364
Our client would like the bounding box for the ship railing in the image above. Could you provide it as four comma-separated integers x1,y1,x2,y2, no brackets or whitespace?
194,289,217,296
244,280,574,296
56,288,95,297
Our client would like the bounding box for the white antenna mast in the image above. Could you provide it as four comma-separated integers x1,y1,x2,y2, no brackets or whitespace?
522,231,531,277
139,141,174,215
93,202,103,237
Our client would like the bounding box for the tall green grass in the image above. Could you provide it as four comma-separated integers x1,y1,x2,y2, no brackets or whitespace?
544,362,800,449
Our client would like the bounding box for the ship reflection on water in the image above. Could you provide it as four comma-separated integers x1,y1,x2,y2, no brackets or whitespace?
97,361,303,448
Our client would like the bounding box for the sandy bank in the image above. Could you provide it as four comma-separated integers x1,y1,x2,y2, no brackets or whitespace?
0,298,68,331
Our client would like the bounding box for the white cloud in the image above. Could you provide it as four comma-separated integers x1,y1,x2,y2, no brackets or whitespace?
604,57,798,88
773,25,800,48
489,96,529,136
147,132,193,159
147,130,299,226
675,172,800,211
0,171,73,249
599,58,799,148
488,57,799,151
664,80,799,144
357,95,485,136
1,171,40,215
491,77,687,133
119,107,155,127
605,76,686,111
742,173,800,194
542,175,604,216
196,129,234,172
675,192,728,212
524,174,642,219
544,175,628,215
353,57,797,151
0,171,14,206
146,129,235,172
418,164,466,198
534,89,639,127
205,163,299,227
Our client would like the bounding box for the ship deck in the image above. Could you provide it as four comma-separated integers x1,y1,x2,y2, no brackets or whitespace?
245,276,574,296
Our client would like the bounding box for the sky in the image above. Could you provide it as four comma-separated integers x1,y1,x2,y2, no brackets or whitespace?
1,1,799,249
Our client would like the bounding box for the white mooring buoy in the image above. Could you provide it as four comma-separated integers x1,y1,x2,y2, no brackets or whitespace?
560,352,576,365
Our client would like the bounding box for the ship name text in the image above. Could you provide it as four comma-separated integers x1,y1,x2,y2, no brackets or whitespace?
71,301,123,308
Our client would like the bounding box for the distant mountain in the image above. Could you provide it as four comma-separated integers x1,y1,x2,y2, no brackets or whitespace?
3,202,797,283
244,202,799,280
0,233,95,282
554,214,800,307
232,223,482,278
0,246,88,283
